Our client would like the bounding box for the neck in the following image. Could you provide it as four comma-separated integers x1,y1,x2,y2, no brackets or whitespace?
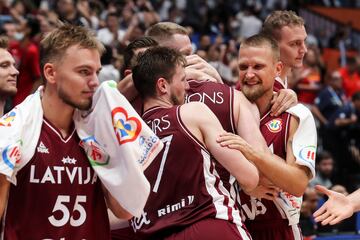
280,65,291,81
143,96,174,112
0,99,5,116
41,87,74,137
255,90,273,117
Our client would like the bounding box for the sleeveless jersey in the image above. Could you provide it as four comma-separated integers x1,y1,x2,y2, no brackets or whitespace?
186,80,238,202
186,80,236,133
240,111,291,223
3,119,110,240
273,77,287,92
131,106,247,239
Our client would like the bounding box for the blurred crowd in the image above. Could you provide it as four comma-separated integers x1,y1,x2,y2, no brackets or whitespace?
1,0,360,238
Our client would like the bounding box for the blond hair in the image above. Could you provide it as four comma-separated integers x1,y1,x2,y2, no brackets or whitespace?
146,22,189,44
263,10,304,40
40,24,104,79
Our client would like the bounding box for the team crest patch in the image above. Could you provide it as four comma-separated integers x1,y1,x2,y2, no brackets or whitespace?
299,145,316,163
265,118,282,133
0,111,16,127
80,136,110,166
112,107,142,144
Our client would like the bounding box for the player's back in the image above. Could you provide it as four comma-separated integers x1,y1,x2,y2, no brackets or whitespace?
132,106,242,239
186,80,235,133
3,119,110,240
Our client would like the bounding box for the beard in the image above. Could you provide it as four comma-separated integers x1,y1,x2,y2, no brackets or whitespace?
59,88,92,110
170,92,185,105
241,84,265,102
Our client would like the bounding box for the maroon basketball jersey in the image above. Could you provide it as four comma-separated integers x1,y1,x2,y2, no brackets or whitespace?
131,95,144,115
131,106,246,239
240,111,291,223
186,80,237,200
273,77,287,92
186,80,236,133
3,119,110,240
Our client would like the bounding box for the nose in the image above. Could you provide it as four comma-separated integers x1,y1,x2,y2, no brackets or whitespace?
89,73,100,89
300,42,307,54
184,80,190,90
11,64,19,76
245,69,255,79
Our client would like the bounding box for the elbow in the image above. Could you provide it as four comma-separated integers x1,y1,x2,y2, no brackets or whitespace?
239,170,259,193
112,207,133,220
290,182,307,197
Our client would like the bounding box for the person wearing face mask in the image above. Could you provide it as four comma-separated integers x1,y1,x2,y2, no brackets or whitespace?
9,15,41,106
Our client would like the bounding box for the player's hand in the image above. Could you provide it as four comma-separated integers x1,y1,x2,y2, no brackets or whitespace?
217,132,255,159
246,184,279,201
185,54,222,83
313,185,354,225
185,68,217,82
270,89,298,116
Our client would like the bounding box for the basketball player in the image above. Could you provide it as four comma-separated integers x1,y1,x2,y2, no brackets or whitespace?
0,24,131,239
262,10,307,114
218,34,317,240
131,46,259,239
0,36,18,116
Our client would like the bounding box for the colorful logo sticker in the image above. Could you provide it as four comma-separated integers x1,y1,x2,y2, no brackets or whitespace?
0,111,16,127
299,145,316,163
1,141,22,170
112,107,141,144
265,118,282,133
80,136,110,166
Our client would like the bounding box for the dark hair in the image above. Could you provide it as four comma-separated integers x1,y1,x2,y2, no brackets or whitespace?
25,15,40,38
132,46,186,98
352,91,360,102
241,33,280,61
316,150,333,164
0,36,9,49
123,36,158,72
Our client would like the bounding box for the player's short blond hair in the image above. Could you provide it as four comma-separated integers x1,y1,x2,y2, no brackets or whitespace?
263,10,305,40
241,33,280,62
40,24,104,80
146,22,189,44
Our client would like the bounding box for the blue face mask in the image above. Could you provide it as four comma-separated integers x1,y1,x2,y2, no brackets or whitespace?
14,32,24,41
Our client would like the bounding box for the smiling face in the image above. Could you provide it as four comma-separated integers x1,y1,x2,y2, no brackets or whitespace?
238,44,282,102
50,45,101,110
0,48,19,98
278,25,307,69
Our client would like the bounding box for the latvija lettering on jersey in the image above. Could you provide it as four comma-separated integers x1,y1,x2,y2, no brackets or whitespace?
147,115,171,135
29,156,97,185
186,92,224,104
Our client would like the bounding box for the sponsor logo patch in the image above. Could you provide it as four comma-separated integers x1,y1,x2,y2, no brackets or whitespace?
112,107,141,144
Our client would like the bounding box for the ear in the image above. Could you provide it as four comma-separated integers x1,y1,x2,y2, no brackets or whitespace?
156,77,168,94
124,69,132,77
275,60,283,77
43,63,56,84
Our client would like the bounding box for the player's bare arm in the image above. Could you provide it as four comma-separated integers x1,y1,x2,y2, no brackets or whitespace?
102,185,133,220
185,54,223,83
233,90,268,152
218,115,311,197
117,74,138,102
181,102,259,192
0,174,10,218
270,88,298,117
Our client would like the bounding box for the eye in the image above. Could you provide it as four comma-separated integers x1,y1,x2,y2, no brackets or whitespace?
79,69,90,76
239,64,248,71
0,62,10,68
254,64,264,70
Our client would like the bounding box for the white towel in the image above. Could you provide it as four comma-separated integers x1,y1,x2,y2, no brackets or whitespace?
274,104,317,226
0,87,43,184
74,80,163,217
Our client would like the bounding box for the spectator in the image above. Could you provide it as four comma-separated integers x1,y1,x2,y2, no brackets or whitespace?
98,45,120,83
300,187,319,240
9,15,41,106
310,151,334,189
97,12,125,47
339,56,360,98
